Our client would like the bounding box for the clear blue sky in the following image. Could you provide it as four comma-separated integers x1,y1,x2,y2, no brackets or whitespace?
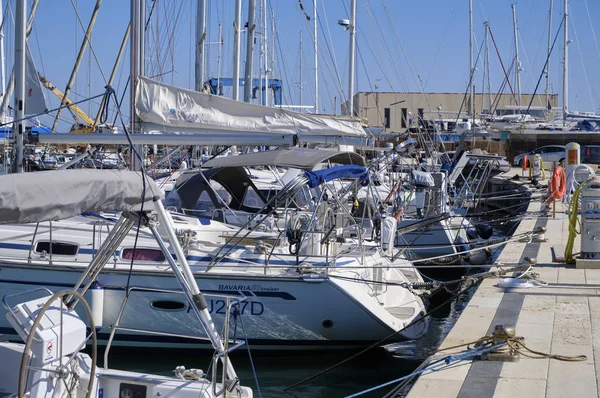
8,0,600,132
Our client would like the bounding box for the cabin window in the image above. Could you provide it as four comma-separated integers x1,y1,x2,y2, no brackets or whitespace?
163,190,182,209
242,186,266,209
401,108,407,128
384,108,390,128
34,241,78,256
121,248,166,262
150,300,186,311
193,182,232,211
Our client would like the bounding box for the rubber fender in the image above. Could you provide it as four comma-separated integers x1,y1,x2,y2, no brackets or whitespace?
475,223,494,240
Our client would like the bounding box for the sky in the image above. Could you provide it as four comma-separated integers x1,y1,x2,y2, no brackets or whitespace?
5,0,600,132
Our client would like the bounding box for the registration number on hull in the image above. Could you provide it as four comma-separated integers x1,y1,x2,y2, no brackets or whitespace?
187,299,264,316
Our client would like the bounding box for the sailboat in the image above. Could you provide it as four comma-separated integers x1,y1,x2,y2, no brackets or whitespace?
0,169,253,397
0,0,429,350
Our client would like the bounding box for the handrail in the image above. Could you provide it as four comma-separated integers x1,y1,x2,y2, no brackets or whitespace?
2,287,54,343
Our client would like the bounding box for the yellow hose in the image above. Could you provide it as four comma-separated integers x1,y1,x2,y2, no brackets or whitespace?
528,156,546,180
564,180,591,264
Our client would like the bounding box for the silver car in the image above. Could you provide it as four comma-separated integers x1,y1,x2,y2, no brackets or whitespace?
513,145,566,167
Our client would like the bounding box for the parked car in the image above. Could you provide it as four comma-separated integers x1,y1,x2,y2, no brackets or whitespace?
581,145,600,164
513,145,566,167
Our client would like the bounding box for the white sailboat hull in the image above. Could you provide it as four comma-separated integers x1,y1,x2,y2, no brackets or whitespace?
0,220,428,350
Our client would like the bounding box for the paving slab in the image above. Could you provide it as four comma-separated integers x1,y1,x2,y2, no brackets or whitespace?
406,182,597,398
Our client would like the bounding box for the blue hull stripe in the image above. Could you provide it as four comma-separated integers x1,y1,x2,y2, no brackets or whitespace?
0,278,298,300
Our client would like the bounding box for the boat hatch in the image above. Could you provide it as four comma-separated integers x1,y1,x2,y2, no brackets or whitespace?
121,248,166,262
34,241,79,256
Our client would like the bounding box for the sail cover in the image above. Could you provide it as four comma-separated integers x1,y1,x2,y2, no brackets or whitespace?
135,76,366,138
0,169,162,224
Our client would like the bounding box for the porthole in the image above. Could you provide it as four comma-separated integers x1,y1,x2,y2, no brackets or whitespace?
150,300,186,311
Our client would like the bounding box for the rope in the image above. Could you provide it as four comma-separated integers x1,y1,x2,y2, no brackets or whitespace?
507,338,587,361
283,279,479,392
236,308,263,398
565,179,592,264
380,332,586,398
437,334,586,362
346,342,508,398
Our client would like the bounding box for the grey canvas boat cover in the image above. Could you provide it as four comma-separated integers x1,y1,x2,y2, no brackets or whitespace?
135,76,366,138
203,148,366,169
0,169,162,224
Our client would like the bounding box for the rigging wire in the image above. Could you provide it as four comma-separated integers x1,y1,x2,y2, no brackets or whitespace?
423,0,461,89
68,0,108,85
359,0,398,91
318,0,346,103
568,4,598,111
524,15,564,113
517,29,546,109
583,0,600,63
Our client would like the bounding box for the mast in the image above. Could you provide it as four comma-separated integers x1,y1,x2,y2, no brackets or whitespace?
0,0,6,103
216,24,222,92
243,0,256,103
313,0,318,113
562,0,568,125
130,0,144,170
468,0,474,121
232,0,242,100
13,0,26,173
546,0,553,109
271,10,275,100
347,0,356,116
93,24,130,127
0,0,40,123
512,3,521,105
263,0,268,106
51,0,102,133
195,0,206,91
482,21,490,114
299,29,302,112
485,22,492,113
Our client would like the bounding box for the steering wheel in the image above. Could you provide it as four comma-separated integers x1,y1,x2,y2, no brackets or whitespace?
18,289,97,398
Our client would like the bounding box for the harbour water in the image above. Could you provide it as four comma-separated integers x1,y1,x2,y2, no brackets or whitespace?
106,287,474,397
106,222,515,397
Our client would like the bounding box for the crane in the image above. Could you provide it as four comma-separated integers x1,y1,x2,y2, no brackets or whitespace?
38,74,96,133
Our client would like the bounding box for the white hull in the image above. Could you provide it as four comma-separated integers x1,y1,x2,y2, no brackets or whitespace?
396,218,471,261
0,219,428,349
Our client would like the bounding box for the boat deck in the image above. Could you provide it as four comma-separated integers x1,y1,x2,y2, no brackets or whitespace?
407,179,600,397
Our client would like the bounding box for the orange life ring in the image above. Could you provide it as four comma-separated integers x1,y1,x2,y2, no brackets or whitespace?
522,155,528,171
548,166,567,200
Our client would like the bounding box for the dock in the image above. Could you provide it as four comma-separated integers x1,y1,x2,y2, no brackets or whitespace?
407,175,600,397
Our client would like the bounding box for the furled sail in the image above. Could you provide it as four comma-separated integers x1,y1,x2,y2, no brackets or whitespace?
25,46,47,115
135,76,366,138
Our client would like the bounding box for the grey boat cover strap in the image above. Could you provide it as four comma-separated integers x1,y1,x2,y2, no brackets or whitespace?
0,169,162,224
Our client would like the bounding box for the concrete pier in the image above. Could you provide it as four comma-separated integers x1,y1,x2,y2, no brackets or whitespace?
407,178,600,397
